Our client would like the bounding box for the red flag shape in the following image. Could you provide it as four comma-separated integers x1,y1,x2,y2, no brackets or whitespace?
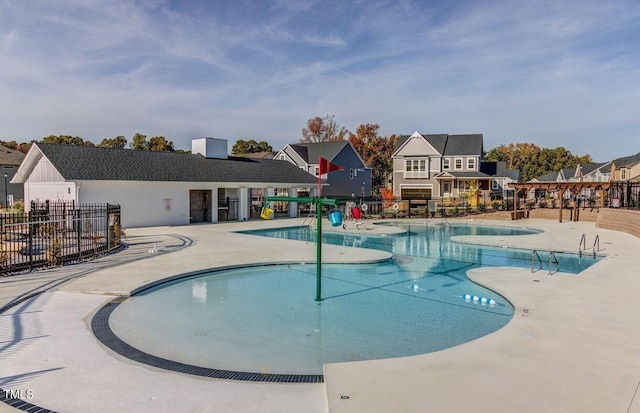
319,157,344,175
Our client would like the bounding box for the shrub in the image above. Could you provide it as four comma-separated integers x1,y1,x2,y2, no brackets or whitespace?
478,203,487,213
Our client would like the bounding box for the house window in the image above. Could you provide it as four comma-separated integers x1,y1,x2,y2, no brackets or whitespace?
467,158,475,170
314,167,319,176
443,158,450,170
492,180,499,190
361,187,365,197
622,169,627,180
279,154,285,160
404,159,428,178
350,169,354,179
454,158,463,170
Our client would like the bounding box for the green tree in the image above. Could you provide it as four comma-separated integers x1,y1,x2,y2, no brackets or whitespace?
148,136,175,152
348,124,399,196
40,135,94,146
485,143,593,182
130,133,148,150
232,139,273,155
301,115,349,143
97,136,128,148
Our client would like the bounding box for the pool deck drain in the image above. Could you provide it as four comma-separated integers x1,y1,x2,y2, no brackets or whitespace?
91,297,324,383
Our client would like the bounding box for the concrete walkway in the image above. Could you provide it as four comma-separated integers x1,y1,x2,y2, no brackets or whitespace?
1,218,639,412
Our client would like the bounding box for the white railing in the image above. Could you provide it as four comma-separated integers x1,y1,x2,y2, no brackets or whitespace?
403,171,429,179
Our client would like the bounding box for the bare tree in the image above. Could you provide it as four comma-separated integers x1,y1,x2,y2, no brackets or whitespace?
300,115,349,143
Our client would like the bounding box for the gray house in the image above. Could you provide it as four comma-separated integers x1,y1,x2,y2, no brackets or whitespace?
392,132,485,200
479,161,520,200
275,141,372,197
0,146,26,208
12,138,317,227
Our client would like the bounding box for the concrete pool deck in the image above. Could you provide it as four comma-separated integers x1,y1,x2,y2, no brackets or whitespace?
1,218,639,412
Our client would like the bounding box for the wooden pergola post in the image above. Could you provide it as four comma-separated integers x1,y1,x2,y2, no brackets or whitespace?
559,188,565,222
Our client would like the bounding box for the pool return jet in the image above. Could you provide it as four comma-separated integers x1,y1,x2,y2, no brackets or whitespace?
264,157,344,302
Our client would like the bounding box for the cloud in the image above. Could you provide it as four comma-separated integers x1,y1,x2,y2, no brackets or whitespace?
0,0,638,162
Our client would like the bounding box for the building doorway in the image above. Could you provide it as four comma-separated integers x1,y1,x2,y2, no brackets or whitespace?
190,190,212,223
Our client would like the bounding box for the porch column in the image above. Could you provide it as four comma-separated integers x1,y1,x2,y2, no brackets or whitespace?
289,188,299,218
239,187,249,221
266,188,276,219
559,188,565,222
212,187,219,223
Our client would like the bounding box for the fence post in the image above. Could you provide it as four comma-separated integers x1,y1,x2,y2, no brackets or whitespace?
28,222,33,271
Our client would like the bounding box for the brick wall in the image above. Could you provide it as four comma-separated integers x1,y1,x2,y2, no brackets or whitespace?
596,209,640,238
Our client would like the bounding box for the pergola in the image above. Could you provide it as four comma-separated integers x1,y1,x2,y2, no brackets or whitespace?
510,181,610,222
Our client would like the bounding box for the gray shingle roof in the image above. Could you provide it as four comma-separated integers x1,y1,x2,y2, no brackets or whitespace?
612,152,640,168
533,171,560,182
35,143,317,184
394,133,482,156
443,134,483,156
0,147,26,166
289,141,349,164
579,162,608,175
435,171,491,179
480,161,520,181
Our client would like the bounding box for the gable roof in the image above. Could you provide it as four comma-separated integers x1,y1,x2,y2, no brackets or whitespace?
579,162,609,175
531,171,560,182
393,133,482,157
14,143,317,185
289,141,350,164
612,152,640,168
0,147,26,166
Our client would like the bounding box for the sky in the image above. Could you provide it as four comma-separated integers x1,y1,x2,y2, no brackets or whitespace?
1,0,639,162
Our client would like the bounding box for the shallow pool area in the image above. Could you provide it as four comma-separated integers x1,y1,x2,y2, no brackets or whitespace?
110,259,513,376
106,222,603,377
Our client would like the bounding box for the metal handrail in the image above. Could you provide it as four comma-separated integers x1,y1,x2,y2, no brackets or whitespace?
579,234,587,253
548,251,559,275
593,235,600,255
531,250,542,273
302,213,316,229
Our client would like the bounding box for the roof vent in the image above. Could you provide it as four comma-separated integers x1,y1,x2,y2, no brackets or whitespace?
192,137,228,159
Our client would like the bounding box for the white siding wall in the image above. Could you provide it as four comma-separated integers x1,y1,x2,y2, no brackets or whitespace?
27,156,65,182
78,181,205,228
24,182,77,208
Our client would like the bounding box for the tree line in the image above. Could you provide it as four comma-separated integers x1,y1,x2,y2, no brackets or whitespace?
0,133,180,154
1,115,593,194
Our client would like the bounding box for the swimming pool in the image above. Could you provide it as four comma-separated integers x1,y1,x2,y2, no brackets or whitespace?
107,223,598,378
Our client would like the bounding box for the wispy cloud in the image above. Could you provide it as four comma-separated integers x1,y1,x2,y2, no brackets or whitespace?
0,0,638,161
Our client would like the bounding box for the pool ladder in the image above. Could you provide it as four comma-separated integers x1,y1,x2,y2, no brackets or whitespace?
531,250,559,275
579,234,600,258
302,214,317,230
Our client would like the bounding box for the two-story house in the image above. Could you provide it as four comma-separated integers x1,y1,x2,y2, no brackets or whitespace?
611,153,640,181
275,141,372,198
391,132,488,202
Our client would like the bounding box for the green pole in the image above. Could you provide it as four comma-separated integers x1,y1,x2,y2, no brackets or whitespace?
315,197,322,301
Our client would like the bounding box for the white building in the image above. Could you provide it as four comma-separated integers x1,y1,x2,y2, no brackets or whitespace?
12,138,316,227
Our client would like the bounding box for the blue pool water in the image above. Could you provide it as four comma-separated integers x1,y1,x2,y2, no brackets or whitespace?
110,223,598,376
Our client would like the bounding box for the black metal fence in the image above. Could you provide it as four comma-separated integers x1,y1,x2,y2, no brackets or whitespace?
1,201,122,275
607,181,640,209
